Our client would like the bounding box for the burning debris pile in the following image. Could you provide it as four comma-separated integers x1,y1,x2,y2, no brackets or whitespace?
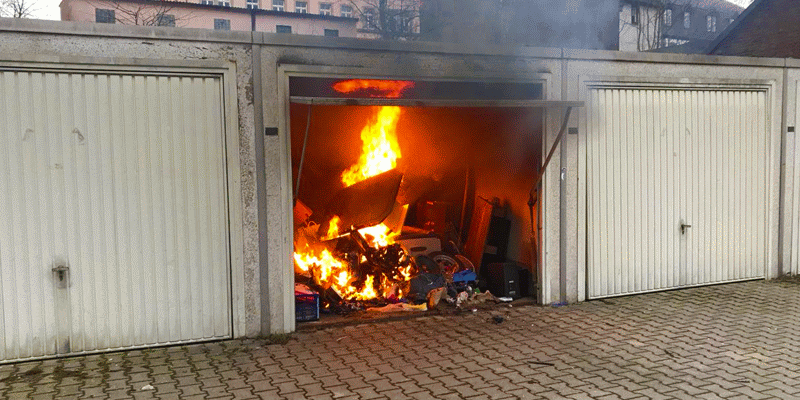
294,80,414,308
294,222,416,305
293,95,420,309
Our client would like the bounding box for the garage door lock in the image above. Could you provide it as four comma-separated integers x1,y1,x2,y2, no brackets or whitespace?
680,223,692,235
52,265,70,289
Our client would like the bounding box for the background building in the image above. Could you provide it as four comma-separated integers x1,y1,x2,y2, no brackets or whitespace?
708,0,800,57
619,0,743,52
60,0,421,38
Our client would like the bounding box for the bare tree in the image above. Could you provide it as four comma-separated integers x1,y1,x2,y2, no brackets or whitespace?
0,0,37,18
89,0,194,26
620,0,689,51
335,0,422,40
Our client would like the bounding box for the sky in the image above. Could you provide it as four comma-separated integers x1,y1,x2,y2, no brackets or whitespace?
29,0,757,22
725,0,756,7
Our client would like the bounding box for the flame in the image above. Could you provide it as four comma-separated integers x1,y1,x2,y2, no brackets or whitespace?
353,275,377,300
336,271,348,287
332,79,415,98
294,245,357,299
294,247,347,285
398,264,414,280
358,223,396,247
341,106,402,187
293,97,412,302
323,217,397,248
326,216,341,239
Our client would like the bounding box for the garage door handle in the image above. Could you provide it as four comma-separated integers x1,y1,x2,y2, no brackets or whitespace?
681,224,692,234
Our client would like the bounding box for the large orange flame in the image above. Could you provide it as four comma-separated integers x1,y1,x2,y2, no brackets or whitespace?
332,79,414,98
341,106,402,187
294,247,347,287
294,241,390,301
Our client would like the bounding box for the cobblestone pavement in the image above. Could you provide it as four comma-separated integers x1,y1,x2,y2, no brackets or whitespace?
2,280,799,399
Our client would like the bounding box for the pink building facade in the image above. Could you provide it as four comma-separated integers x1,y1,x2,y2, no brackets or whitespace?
60,0,360,37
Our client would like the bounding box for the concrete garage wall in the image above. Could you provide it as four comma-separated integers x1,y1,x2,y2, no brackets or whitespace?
2,18,800,337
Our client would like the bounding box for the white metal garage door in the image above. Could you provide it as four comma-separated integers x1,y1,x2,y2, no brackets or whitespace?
0,70,231,362
783,73,800,275
587,88,768,298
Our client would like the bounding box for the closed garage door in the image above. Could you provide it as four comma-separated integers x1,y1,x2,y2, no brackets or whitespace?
587,88,768,298
0,70,231,362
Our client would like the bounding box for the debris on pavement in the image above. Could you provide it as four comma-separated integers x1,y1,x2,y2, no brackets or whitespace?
529,361,555,367
427,287,446,309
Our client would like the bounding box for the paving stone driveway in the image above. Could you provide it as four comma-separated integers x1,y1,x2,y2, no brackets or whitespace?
2,280,799,400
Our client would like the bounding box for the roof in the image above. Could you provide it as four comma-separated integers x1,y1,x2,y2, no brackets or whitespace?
705,0,762,53
686,0,744,13
624,0,744,13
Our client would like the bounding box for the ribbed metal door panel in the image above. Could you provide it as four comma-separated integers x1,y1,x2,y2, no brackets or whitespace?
0,70,231,362
587,88,768,298
789,79,800,275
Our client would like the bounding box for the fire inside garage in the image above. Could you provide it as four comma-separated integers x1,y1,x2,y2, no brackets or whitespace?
289,78,577,319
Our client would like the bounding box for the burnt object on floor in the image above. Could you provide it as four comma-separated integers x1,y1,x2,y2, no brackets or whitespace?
407,273,446,303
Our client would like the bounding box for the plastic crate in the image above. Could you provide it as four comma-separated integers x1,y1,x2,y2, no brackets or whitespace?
295,293,319,322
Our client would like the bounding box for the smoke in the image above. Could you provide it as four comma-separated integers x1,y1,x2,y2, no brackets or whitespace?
422,0,620,50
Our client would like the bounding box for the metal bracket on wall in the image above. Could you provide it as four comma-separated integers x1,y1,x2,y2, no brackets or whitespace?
531,106,573,194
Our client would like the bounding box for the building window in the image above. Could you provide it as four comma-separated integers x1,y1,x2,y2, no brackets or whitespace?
156,14,175,26
388,13,410,33
319,2,331,15
219,0,231,7
247,0,258,9
295,1,307,13
707,15,716,32
340,4,352,18
214,18,230,30
324,28,338,37
364,7,376,28
684,11,690,29
272,0,284,11
664,9,672,26
667,38,688,46
276,25,292,33
200,0,213,4
95,8,115,23
630,5,639,25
